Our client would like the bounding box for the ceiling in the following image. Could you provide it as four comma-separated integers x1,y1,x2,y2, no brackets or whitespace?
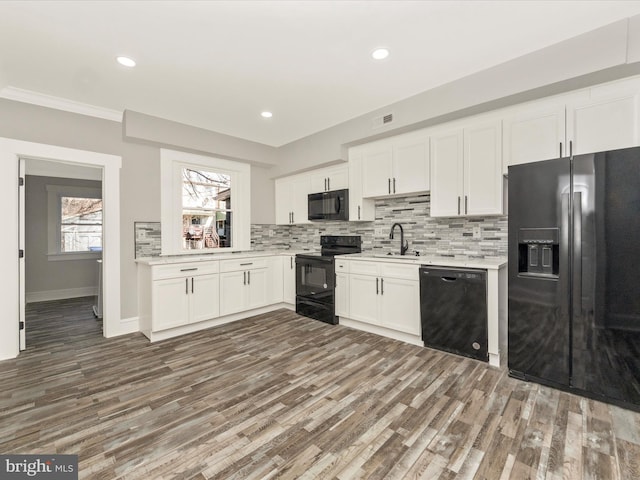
2,1,640,147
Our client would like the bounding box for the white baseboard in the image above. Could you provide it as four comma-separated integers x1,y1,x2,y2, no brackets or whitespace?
112,316,140,337
26,286,98,303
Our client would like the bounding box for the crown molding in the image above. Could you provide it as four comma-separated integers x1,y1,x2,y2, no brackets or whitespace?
0,86,122,122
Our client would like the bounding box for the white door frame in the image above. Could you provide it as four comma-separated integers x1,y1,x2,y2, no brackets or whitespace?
0,137,122,360
18,158,26,350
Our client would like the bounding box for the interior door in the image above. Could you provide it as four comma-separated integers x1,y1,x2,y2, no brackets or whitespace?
19,158,26,351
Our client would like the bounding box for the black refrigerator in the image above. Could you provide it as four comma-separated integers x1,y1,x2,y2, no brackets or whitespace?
508,146,640,411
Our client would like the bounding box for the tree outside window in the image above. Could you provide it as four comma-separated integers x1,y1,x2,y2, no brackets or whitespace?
60,196,103,252
181,168,232,250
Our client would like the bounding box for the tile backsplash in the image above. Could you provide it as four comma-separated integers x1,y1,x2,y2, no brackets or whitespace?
136,195,507,259
252,194,507,258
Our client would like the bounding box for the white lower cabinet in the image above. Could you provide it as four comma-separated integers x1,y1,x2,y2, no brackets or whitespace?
377,276,420,335
139,254,289,341
282,254,296,304
150,262,221,332
335,259,350,317
220,258,268,316
345,261,420,336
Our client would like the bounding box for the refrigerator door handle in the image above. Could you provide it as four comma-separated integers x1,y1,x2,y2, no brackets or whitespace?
560,193,571,316
572,192,582,315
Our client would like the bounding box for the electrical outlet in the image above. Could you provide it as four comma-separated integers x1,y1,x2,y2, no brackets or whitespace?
375,227,386,236
473,226,481,238
268,229,275,237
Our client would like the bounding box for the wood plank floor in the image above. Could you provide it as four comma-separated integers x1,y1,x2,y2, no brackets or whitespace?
1,298,640,479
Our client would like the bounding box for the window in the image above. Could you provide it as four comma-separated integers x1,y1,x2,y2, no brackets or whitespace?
181,168,231,250
46,185,103,259
60,196,103,252
161,149,250,255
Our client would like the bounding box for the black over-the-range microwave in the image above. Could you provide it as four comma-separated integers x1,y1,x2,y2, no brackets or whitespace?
308,189,349,221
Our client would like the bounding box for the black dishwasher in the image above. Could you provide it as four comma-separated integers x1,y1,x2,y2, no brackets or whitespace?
419,266,488,361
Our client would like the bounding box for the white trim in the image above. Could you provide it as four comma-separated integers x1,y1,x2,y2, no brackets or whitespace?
0,137,122,360
47,252,102,261
0,86,123,123
26,286,98,304
46,184,102,256
117,316,140,336
142,304,286,343
160,148,251,256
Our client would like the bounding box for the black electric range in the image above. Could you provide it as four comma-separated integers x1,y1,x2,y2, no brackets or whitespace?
295,235,361,324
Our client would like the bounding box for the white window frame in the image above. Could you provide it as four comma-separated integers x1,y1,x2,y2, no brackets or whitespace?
46,185,103,261
161,149,251,255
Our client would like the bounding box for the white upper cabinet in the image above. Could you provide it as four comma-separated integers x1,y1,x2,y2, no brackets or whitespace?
275,174,311,225
502,100,567,174
567,78,640,156
503,77,640,174
309,164,349,192
347,148,375,221
464,118,503,216
361,143,393,197
430,115,503,217
393,134,430,195
430,126,464,217
361,131,430,198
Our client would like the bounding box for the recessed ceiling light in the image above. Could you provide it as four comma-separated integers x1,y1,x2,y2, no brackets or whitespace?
116,56,136,67
371,48,390,60
261,111,273,118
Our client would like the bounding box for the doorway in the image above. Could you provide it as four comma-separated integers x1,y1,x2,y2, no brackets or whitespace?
0,137,122,361
21,158,104,349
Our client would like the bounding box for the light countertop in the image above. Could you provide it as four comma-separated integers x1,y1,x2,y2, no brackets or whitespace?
339,253,507,270
136,250,506,270
136,250,314,266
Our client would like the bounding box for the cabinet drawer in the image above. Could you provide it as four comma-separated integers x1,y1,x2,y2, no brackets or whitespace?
220,257,268,272
349,260,379,276
152,261,219,280
380,262,419,280
335,259,350,273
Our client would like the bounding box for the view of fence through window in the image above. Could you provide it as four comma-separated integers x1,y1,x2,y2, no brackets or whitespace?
60,196,103,252
182,168,232,249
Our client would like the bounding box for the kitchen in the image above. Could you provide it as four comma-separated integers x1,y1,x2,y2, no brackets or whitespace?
2,2,640,478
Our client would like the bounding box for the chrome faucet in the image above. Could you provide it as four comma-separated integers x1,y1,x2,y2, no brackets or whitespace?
389,223,409,255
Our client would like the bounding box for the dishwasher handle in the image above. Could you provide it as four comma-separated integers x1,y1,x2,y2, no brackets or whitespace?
441,276,457,282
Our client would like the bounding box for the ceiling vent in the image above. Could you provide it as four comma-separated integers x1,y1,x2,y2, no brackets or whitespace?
372,112,394,129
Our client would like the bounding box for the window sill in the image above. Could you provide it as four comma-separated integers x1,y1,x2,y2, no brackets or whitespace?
47,252,102,262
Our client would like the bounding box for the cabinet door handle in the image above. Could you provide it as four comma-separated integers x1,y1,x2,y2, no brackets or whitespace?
240,262,253,266
569,140,573,158
191,277,194,293
292,212,294,223
376,277,379,295
388,178,391,194
243,271,246,285
328,178,330,190
465,195,468,215
458,196,461,215
358,205,361,220
290,256,293,269
381,278,384,295
180,267,198,272
248,270,251,285
393,177,396,193
324,178,327,191
185,278,189,295
559,142,563,158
